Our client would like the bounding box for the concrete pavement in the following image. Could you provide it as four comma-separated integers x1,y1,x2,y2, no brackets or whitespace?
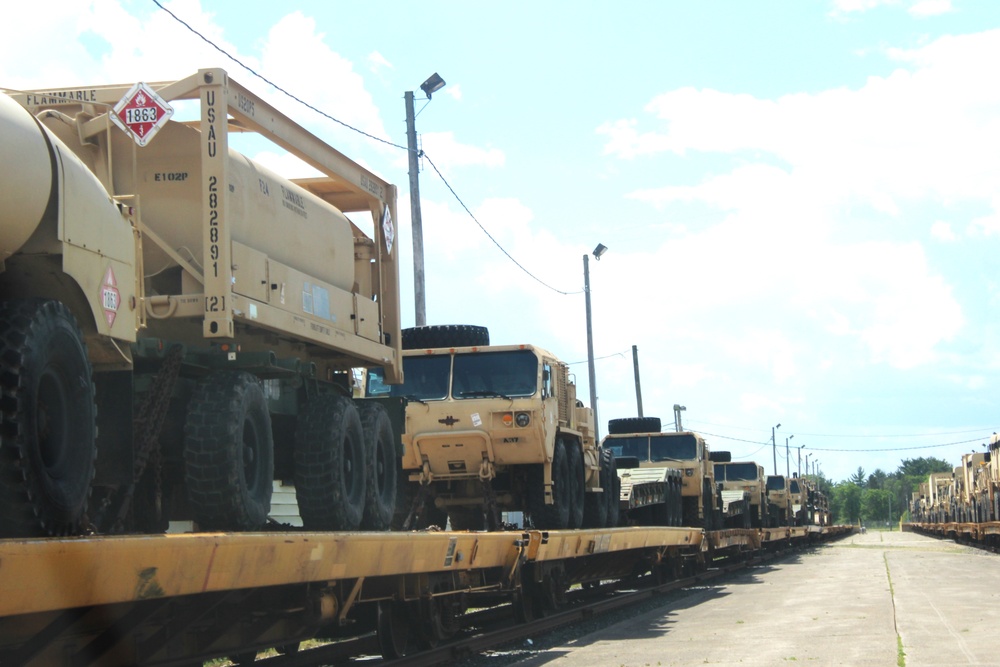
513,530,1000,666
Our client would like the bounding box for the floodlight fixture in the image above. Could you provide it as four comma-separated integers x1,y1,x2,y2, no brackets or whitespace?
593,243,608,260
420,73,446,99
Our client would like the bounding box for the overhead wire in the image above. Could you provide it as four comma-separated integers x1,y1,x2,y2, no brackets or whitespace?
151,0,580,296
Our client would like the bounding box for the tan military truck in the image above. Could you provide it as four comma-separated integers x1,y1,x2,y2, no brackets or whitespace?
0,69,403,537
788,475,807,526
765,475,792,527
366,326,615,530
602,420,723,530
927,471,954,523
959,451,990,523
714,460,765,528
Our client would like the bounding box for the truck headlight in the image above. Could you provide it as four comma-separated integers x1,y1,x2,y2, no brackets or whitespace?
515,412,531,427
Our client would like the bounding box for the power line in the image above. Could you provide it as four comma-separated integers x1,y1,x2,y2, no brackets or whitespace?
696,430,986,453
151,0,579,296
422,155,581,295
566,349,630,365
685,418,996,440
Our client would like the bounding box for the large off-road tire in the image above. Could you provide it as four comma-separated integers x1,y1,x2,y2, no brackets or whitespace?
401,325,489,350
565,442,585,529
294,394,366,530
607,417,661,435
528,440,571,529
604,450,620,527
583,449,612,528
701,479,715,530
184,371,274,530
358,403,397,531
0,299,96,537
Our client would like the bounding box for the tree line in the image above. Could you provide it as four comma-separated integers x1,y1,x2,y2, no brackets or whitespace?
815,457,953,527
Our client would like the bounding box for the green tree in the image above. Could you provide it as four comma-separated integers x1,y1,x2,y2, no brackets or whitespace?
898,457,952,478
849,467,867,487
832,482,862,524
866,469,887,490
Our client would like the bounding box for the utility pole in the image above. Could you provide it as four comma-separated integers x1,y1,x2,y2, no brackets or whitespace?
786,435,793,478
772,424,781,476
584,253,599,441
404,91,426,327
632,345,643,418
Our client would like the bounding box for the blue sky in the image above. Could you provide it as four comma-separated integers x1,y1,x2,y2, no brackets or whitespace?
5,0,1000,482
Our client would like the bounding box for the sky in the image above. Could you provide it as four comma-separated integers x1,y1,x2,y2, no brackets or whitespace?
5,0,1000,484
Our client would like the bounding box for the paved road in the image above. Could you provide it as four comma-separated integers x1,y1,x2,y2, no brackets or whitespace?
511,530,1000,666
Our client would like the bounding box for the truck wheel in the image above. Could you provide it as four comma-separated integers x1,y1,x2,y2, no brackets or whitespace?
0,299,96,537
582,451,609,528
607,417,661,435
184,371,274,530
528,440,571,529
701,479,714,530
359,403,397,531
401,325,489,350
605,450,620,527
566,442,585,529
294,394,366,530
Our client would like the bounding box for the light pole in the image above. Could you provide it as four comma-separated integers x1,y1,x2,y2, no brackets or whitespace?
786,434,794,478
798,445,803,477
674,404,686,432
585,243,607,441
806,453,811,477
632,345,643,418
772,423,781,476
404,72,446,327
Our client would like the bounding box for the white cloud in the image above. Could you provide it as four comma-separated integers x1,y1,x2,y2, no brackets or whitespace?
829,0,952,15
417,131,505,169
368,50,393,74
930,220,956,241
444,84,463,102
909,0,954,17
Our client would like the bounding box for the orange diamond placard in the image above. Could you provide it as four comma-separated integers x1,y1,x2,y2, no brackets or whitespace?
111,82,173,147
100,266,120,329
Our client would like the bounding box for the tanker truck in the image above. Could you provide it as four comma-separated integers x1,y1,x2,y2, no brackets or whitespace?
0,68,403,537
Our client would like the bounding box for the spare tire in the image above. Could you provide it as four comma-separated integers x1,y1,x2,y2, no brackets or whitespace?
607,417,661,435
401,325,489,350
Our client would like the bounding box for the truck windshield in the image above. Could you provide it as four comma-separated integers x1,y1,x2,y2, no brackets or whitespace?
366,355,451,400
766,476,786,491
649,434,698,461
453,350,538,399
716,463,759,481
605,437,648,460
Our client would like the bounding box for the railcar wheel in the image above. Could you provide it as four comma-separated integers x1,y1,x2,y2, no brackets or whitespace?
184,371,273,530
294,394,366,530
359,403,397,530
0,299,96,538
528,439,571,529
377,600,412,659
566,442,585,529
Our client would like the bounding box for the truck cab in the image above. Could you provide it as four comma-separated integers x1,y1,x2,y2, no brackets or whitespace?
367,333,612,531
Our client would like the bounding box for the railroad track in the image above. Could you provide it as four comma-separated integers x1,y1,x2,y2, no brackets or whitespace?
243,549,789,667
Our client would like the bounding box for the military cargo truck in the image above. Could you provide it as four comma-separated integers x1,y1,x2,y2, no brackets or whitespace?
602,419,722,530
765,475,792,527
714,460,765,528
0,69,403,537
366,326,615,530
